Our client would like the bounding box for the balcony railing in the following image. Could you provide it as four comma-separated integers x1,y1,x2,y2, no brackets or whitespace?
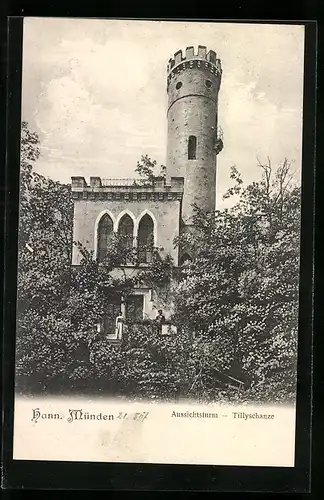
137,245,154,264
99,243,156,266
101,178,140,186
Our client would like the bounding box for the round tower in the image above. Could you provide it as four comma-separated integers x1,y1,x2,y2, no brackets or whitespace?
166,45,223,226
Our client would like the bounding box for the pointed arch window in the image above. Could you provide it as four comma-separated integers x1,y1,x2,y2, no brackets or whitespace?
98,214,114,262
117,214,134,266
138,214,154,264
188,135,197,160
118,214,134,250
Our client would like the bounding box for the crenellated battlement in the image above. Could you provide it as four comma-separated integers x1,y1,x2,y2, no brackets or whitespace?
167,45,222,76
71,176,184,202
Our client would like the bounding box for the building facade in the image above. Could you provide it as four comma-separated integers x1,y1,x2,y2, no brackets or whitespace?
71,45,223,329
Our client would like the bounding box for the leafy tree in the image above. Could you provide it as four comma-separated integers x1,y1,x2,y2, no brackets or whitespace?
134,154,166,185
15,123,139,394
19,121,40,246
16,123,74,391
172,158,301,402
66,239,141,336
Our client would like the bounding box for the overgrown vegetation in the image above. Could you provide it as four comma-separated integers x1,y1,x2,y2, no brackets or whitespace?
15,123,301,403
173,159,300,402
133,154,166,185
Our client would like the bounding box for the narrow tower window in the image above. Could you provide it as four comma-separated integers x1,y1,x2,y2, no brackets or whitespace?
188,135,197,160
98,214,114,262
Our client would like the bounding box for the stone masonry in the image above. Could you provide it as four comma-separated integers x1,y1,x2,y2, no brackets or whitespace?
71,45,223,322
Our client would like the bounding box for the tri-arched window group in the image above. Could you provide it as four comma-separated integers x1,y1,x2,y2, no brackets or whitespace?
97,212,155,265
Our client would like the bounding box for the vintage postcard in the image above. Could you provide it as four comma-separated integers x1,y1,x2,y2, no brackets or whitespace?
13,18,306,467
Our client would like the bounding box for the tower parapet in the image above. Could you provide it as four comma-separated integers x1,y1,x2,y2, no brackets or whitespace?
167,45,222,90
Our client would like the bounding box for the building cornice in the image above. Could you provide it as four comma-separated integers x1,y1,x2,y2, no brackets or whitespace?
71,176,184,202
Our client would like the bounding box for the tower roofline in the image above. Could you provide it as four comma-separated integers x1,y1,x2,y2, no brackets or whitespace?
167,46,222,75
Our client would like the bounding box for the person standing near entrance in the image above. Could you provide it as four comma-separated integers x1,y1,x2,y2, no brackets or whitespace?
115,311,124,340
155,309,166,334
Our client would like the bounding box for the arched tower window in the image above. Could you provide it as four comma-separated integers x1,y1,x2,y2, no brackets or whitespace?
118,214,134,250
138,214,154,264
188,135,197,160
98,214,114,262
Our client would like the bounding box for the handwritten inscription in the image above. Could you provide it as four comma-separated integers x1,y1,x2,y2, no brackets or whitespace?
117,411,149,422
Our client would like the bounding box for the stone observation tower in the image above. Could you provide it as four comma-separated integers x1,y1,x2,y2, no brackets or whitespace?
71,45,224,323
166,45,223,226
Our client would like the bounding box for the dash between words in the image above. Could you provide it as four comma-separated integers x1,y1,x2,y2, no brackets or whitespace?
31,408,275,424
171,411,275,420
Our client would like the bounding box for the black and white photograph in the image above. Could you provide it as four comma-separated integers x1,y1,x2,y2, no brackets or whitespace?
12,18,307,466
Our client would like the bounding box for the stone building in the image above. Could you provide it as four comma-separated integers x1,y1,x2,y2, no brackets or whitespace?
71,45,223,331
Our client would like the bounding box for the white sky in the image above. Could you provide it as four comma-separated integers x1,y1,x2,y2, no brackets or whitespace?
22,18,305,209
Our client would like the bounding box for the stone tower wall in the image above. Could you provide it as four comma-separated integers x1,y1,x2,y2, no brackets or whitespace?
166,45,222,224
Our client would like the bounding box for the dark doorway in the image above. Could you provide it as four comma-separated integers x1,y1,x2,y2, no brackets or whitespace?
126,295,144,322
102,296,122,334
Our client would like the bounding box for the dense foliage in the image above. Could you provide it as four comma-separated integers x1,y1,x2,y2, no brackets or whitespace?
173,160,301,402
15,123,139,393
15,123,301,403
16,122,74,392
